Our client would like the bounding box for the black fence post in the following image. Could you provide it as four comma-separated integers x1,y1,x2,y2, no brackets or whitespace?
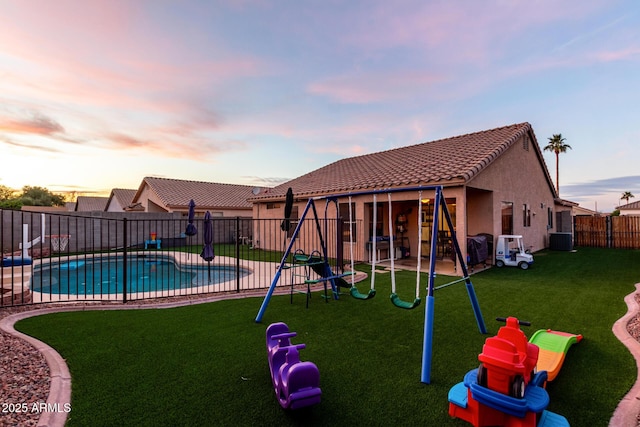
123,218,128,303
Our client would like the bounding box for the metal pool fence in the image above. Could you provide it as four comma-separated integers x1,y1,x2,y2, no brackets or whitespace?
1,210,355,307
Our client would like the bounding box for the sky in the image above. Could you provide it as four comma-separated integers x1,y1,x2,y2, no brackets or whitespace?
1,1,639,212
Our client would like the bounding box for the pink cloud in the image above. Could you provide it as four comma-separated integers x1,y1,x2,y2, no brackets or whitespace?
0,136,62,153
307,71,445,104
0,1,268,127
342,1,608,67
0,113,64,135
590,47,640,62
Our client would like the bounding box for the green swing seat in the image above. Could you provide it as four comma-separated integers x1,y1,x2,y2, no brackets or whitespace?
350,286,376,300
390,293,421,309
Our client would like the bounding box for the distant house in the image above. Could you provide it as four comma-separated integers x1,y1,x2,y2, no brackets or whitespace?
75,196,109,212
250,122,567,266
105,188,141,212
618,200,640,216
571,204,600,217
131,177,267,217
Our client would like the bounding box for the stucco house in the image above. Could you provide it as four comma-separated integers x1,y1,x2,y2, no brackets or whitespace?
250,122,567,268
618,200,640,216
131,177,266,217
105,188,140,212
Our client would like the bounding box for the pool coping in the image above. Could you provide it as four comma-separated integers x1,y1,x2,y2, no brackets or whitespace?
2,282,640,427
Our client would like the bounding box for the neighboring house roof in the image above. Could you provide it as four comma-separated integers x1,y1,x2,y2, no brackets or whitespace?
106,188,138,211
134,177,267,210
251,122,555,201
75,196,109,211
573,205,600,216
555,198,579,208
618,200,640,210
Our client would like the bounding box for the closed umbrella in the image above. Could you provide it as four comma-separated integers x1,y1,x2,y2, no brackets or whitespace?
280,187,294,232
200,211,215,282
185,199,197,236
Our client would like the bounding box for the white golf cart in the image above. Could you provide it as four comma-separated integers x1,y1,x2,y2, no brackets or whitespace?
495,235,534,270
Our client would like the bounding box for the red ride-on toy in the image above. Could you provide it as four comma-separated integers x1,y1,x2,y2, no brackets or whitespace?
477,317,538,399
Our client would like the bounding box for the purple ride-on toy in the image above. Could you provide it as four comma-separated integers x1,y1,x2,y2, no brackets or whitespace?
266,322,321,409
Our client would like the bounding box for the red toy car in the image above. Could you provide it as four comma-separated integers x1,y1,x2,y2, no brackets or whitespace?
477,317,539,398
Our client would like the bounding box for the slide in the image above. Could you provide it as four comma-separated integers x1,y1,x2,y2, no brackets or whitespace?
306,257,352,288
529,329,583,382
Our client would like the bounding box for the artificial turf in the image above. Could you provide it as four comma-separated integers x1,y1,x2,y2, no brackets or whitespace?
15,247,640,426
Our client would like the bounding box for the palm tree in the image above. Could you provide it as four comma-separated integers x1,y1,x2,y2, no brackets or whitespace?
543,134,572,195
621,191,635,206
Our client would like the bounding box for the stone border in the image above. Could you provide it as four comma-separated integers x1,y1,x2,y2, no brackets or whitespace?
1,308,71,427
610,282,640,427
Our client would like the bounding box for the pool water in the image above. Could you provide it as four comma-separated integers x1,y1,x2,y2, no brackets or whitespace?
31,256,247,295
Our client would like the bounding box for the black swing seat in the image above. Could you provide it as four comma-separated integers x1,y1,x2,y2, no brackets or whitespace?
390,293,421,309
350,286,376,300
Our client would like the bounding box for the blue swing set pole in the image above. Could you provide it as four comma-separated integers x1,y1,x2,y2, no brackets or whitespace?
421,186,441,384
441,196,487,335
421,187,488,383
255,199,315,323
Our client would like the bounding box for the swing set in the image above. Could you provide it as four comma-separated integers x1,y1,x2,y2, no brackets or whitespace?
254,185,486,384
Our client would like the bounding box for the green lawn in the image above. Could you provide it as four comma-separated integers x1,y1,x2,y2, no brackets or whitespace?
15,248,640,426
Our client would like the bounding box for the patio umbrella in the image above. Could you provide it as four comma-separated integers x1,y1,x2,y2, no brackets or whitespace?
185,199,197,236
280,187,294,232
200,211,215,282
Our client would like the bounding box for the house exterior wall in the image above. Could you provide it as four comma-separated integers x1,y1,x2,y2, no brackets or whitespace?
106,199,124,212
466,133,556,253
135,185,169,213
252,187,470,266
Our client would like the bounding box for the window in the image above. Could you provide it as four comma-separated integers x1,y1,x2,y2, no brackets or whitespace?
340,202,357,243
501,202,513,235
523,204,531,227
547,207,553,229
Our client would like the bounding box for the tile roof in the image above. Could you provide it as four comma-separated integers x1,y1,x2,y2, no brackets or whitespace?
252,122,541,201
619,200,640,210
110,188,137,208
138,177,266,210
75,196,109,211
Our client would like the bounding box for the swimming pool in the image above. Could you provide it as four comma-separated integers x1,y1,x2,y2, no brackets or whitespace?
30,255,249,295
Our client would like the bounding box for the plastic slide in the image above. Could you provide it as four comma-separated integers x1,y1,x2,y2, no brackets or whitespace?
529,329,583,382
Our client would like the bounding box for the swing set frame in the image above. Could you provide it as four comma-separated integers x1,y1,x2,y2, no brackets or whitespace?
254,185,486,384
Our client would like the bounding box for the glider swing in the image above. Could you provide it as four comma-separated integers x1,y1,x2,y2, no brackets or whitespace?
255,195,349,323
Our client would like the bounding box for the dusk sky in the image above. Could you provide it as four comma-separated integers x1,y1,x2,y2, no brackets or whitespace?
1,1,639,212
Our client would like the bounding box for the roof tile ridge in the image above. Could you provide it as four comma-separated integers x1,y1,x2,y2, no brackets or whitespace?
459,122,531,181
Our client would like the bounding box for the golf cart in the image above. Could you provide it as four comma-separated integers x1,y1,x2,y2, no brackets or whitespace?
495,235,533,270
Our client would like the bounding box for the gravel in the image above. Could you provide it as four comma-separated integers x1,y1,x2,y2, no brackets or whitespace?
3,291,640,426
1,307,50,427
